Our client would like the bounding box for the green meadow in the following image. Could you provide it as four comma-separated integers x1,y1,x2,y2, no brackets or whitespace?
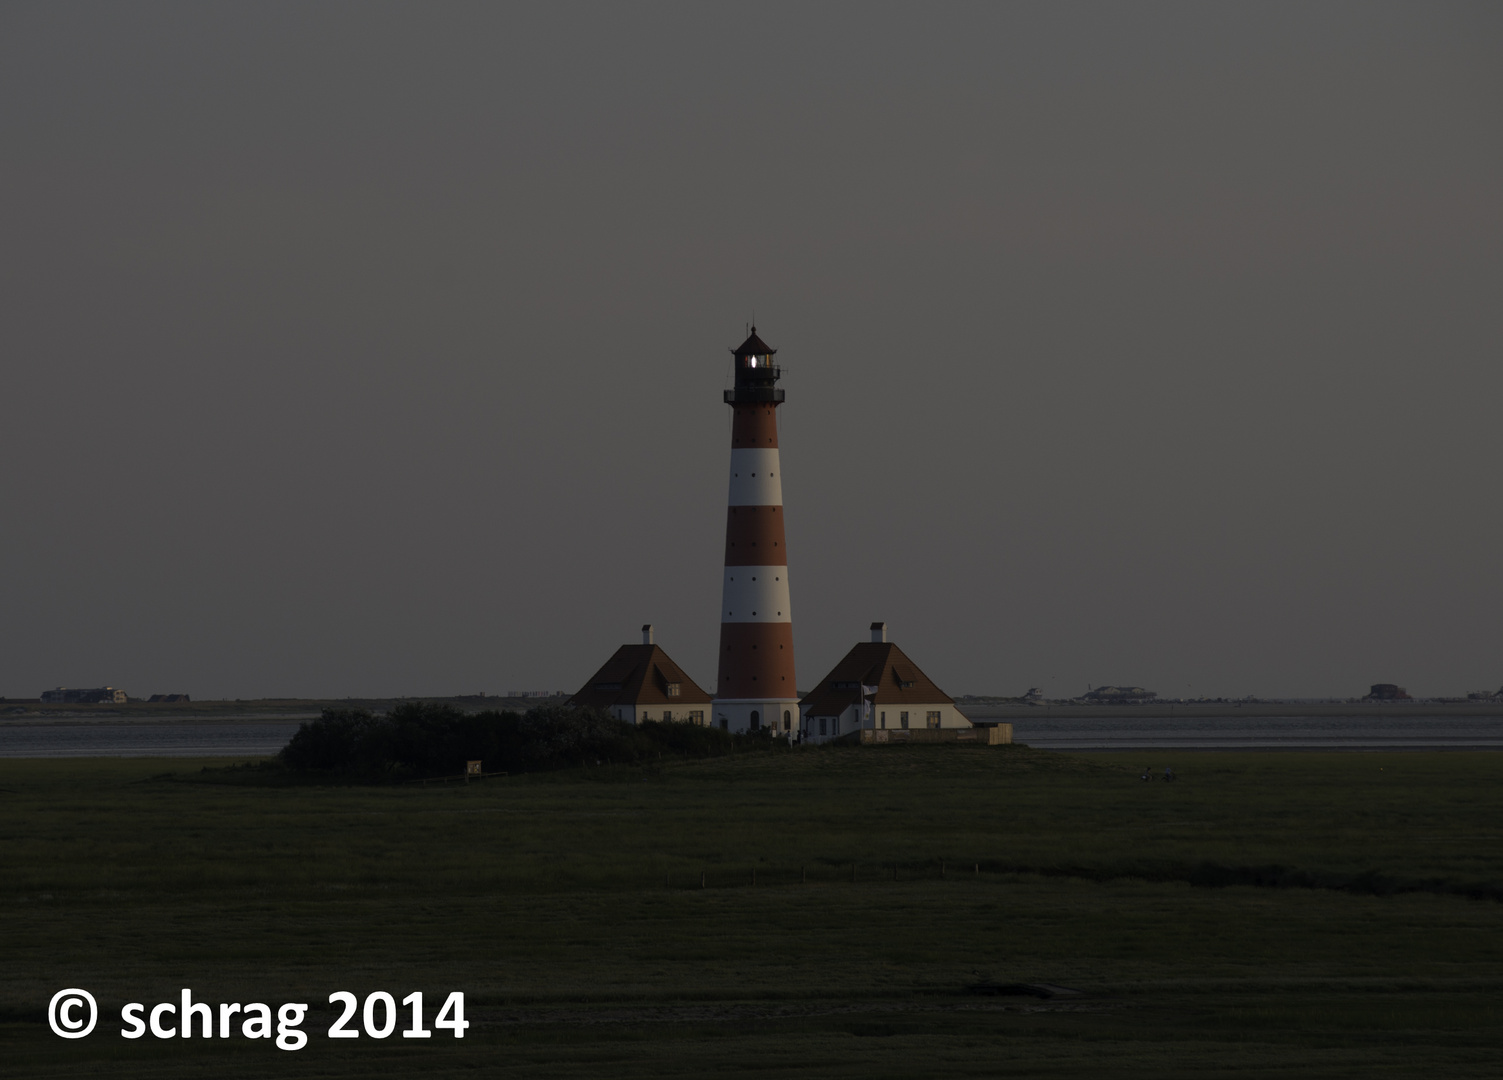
3,747,1502,1077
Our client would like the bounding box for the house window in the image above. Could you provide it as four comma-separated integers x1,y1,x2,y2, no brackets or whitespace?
900,712,909,729
719,717,728,731
927,711,941,729
642,711,649,722
663,710,673,722
689,710,704,725
750,710,760,730
880,712,886,729
667,682,681,697
819,717,827,735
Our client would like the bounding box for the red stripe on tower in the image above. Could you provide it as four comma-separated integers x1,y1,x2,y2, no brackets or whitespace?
713,327,797,736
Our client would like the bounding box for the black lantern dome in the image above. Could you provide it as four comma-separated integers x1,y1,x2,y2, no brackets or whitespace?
725,326,784,404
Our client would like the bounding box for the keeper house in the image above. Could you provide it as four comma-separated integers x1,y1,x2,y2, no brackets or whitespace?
799,623,971,744
568,625,714,725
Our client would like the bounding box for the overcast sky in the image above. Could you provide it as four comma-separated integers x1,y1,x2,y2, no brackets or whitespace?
1,2,1499,701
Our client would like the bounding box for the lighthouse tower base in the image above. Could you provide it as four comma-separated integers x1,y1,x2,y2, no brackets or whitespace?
712,697,799,737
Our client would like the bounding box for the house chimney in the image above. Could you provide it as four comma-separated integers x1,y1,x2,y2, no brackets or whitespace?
870,621,887,643
642,624,654,645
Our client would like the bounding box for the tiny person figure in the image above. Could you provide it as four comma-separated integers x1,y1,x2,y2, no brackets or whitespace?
1164,765,1175,782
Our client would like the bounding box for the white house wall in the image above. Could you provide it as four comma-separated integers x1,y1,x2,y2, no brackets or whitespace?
613,704,710,725
799,702,970,743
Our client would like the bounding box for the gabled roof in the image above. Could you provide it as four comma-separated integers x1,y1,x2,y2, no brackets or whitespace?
567,644,713,710
733,328,776,358
798,641,954,715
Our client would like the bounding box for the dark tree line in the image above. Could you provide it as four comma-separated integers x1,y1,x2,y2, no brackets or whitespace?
278,702,774,777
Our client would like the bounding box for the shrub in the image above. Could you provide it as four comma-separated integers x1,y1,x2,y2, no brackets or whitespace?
278,703,773,778
277,708,390,772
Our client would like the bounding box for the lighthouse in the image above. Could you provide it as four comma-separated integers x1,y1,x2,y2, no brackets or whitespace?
713,327,798,736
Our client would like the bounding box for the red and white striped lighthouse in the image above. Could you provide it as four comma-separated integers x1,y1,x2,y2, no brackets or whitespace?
713,327,798,735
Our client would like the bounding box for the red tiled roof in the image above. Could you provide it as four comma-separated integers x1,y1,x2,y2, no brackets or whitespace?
798,641,954,715
567,644,713,710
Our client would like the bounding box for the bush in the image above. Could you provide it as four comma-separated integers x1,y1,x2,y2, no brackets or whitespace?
278,703,773,778
276,708,390,771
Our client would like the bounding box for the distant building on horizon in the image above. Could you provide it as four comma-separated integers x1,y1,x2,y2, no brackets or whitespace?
1364,683,1412,701
568,625,713,725
1079,686,1157,703
40,687,127,704
799,623,972,744
147,694,190,703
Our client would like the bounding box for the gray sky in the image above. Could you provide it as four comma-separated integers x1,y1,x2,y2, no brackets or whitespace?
2,2,1499,701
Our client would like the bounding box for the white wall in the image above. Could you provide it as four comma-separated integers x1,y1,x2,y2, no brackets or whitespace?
872,703,970,730
617,704,709,725
798,703,859,744
726,448,784,507
799,701,970,743
719,566,792,622
711,698,798,735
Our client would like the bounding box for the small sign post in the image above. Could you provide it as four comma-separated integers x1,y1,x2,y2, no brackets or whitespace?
466,760,482,782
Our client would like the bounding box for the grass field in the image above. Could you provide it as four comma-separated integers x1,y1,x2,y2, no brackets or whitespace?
3,746,1502,1077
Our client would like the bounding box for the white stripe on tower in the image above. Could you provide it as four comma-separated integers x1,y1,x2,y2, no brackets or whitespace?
721,566,792,621
727,448,784,507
